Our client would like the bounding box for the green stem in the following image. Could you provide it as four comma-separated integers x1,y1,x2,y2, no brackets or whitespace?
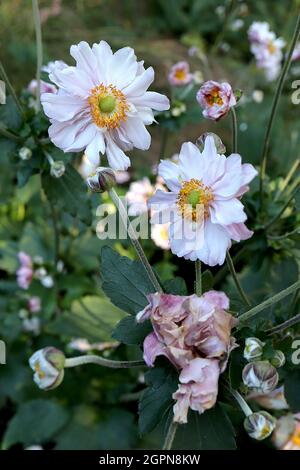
195,260,202,296
0,61,25,117
259,12,300,208
230,107,238,153
230,389,252,417
109,188,163,293
49,200,59,266
238,280,300,325
32,0,43,111
266,312,300,335
274,158,300,202
0,126,22,142
226,251,251,307
267,226,300,240
65,355,145,369
162,421,178,450
264,183,300,231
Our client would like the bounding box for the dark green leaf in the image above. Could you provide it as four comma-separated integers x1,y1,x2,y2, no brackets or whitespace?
164,277,188,295
100,246,156,315
112,315,152,345
284,370,300,412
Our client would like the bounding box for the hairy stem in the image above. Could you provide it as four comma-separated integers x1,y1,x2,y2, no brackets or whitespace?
226,251,251,307
109,188,163,293
195,260,202,296
32,0,43,111
266,312,300,335
259,13,300,208
238,280,300,325
230,107,238,153
162,421,178,450
65,355,145,369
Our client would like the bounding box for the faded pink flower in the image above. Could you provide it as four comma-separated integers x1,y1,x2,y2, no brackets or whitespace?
17,252,33,290
183,292,237,360
196,80,236,121
173,358,220,423
28,297,41,313
168,61,193,86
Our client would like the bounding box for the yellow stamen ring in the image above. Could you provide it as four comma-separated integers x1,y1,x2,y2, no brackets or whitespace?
177,179,214,222
88,84,129,130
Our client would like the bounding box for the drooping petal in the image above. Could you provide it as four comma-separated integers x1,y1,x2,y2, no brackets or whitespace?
224,223,253,242
85,132,105,164
105,136,130,170
121,117,151,150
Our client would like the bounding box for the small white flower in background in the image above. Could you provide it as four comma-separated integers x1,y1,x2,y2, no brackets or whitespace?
242,360,279,393
40,275,54,288
215,5,225,17
151,223,170,250
28,79,57,96
29,347,65,390
23,317,41,336
192,70,204,85
33,255,44,265
230,19,244,32
244,411,276,441
252,89,264,103
150,135,257,266
50,160,65,178
168,61,194,87
170,102,186,117
243,337,265,361
41,41,170,170
126,177,161,216
28,296,41,313
18,147,32,161
248,22,285,81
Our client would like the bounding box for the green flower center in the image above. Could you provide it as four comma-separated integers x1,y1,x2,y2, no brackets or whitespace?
98,95,116,114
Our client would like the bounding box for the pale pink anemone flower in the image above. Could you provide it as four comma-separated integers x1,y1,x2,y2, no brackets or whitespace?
41,41,170,170
168,61,194,87
196,80,236,121
149,135,257,266
28,79,57,96
248,22,285,82
137,290,237,369
173,358,220,423
16,252,33,290
126,177,165,216
151,223,170,250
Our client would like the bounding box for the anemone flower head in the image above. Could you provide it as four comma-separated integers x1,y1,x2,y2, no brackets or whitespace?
149,135,257,266
41,41,170,170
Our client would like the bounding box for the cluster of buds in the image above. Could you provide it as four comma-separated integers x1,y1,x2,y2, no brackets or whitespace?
29,347,65,390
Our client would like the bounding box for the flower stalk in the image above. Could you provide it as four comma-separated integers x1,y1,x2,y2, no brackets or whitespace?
162,421,178,450
64,355,145,369
32,0,43,112
230,107,238,154
238,279,300,325
109,188,163,293
259,12,300,208
230,388,252,417
226,251,251,307
195,260,202,296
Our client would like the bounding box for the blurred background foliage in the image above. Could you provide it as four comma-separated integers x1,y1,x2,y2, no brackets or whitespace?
0,0,299,450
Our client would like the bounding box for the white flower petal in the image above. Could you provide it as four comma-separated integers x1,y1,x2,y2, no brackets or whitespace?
123,67,154,98
131,91,170,111
210,198,247,225
70,41,97,75
41,91,86,122
92,40,113,85
178,142,203,180
158,160,181,192
121,117,151,150
105,136,131,170
85,132,105,164
110,47,138,89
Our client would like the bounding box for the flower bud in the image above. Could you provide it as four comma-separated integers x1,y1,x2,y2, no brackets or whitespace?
234,89,243,103
244,411,276,441
271,350,286,368
196,132,226,154
29,347,65,390
243,337,265,361
242,360,279,393
19,147,32,160
86,167,116,193
50,160,65,178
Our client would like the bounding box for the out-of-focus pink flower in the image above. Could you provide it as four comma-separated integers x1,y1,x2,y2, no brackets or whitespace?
248,386,289,411
115,170,130,184
173,358,220,423
183,292,237,360
28,297,41,313
151,223,170,250
28,79,57,96
126,178,154,215
292,43,300,62
248,22,285,82
17,252,33,290
168,61,193,86
196,80,236,121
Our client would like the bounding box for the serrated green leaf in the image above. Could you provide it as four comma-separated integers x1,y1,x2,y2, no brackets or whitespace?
112,315,152,345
